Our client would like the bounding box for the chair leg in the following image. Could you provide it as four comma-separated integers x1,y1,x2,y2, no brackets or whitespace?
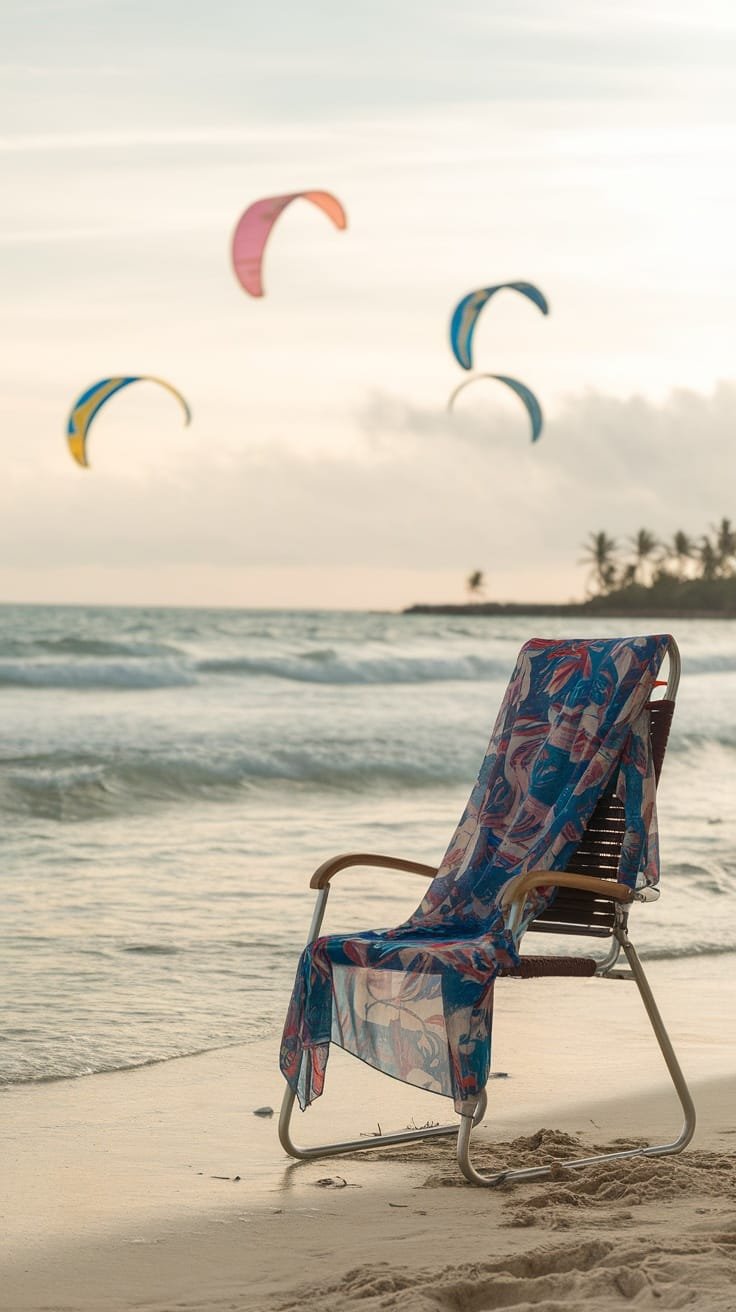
278,1083,487,1161
456,929,696,1187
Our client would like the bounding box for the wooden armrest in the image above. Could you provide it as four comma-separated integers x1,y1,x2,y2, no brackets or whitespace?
499,869,634,911
310,852,438,890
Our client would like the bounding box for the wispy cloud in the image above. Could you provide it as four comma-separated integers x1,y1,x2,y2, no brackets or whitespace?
0,125,336,153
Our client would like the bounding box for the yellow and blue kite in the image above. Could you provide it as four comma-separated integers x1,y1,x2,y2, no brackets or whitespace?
66,377,191,468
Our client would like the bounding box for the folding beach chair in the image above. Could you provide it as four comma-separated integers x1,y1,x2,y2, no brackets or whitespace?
278,635,695,1186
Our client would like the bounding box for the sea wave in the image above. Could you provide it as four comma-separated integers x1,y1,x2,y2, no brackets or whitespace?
0,649,511,690
0,635,183,658
686,652,736,676
0,747,472,820
4,639,736,693
4,725,736,821
197,651,511,685
0,1037,254,1088
639,940,736,962
667,729,736,754
0,657,196,690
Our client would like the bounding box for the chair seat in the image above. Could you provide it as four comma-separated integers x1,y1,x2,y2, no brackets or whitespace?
502,955,598,979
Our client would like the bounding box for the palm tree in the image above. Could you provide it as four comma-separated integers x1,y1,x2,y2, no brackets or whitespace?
712,518,736,577
667,530,695,581
626,528,659,586
698,536,719,582
466,569,485,600
579,531,619,596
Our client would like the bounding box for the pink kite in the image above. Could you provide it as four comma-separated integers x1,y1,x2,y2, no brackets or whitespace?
231,191,347,297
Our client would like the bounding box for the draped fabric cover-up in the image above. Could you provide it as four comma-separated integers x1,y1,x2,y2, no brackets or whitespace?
280,635,670,1115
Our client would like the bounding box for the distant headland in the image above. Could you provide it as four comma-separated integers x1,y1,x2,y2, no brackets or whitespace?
406,525,736,618
404,578,736,619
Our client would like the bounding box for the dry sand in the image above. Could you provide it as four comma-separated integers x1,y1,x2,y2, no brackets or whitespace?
2,955,735,1311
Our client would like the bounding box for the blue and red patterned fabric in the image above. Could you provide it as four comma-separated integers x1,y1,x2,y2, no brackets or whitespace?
280,635,670,1114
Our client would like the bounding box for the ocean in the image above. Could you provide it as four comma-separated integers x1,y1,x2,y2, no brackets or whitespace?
2,604,735,1087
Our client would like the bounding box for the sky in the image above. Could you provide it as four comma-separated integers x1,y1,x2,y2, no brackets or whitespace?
2,0,736,609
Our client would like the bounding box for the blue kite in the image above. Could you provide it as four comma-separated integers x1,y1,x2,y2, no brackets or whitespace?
448,373,544,443
450,282,549,371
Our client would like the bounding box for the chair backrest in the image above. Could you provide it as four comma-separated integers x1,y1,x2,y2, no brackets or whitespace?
529,698,676,938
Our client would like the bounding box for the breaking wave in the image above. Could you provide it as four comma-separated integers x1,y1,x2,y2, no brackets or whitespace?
0,745,472,820
198,651,510,685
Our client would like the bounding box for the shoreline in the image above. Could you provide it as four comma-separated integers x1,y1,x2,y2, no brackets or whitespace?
404,602,736,618
3,952,735,1310
4,599,736,619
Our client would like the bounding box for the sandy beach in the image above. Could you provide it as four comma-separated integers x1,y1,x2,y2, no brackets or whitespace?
2,952,735,1311
5,0,736,1301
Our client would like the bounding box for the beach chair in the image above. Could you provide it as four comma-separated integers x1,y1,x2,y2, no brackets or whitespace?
278,635,695,1186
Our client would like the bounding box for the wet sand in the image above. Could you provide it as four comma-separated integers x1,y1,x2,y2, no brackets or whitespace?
2,955,735,1310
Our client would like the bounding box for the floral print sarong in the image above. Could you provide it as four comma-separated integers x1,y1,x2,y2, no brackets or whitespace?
280,635,670,1114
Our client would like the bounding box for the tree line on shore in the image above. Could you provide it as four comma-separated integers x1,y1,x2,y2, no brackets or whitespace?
464,518,736,613
581,519,735,592
578,518,736,611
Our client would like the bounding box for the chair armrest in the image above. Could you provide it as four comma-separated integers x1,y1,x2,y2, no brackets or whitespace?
499,869,635,913
310,852,438,890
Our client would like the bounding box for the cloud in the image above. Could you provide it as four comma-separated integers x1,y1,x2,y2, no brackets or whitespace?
0,125,334,154
5,0,735,153
1,382,733,604
358,379,736,537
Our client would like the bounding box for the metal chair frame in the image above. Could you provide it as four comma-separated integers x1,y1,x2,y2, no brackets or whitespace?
279,637,696,1185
